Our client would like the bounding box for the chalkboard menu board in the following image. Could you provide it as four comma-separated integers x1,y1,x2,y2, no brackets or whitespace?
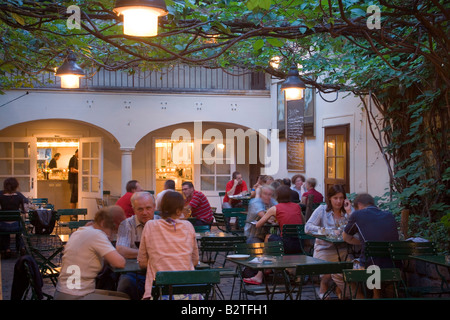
286,99,305,171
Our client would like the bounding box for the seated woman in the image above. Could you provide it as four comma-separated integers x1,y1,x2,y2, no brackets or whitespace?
257,185,304,254
305,184,353,299
0,177,28,257
243,186,303,285
54,205,128,300
138,191,199,300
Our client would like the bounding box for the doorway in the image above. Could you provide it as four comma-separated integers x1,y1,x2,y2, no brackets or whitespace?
324,125,350,198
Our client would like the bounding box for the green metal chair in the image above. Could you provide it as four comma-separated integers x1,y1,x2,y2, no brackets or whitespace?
68,219,92,232
343,268,405,299
388,241,449,296
0,210,25,252
296,224,316,256
30,198,48,205
295,261,353,300
200,235,247,299
56,208,88,234
153,270,221,300
222,207,247,235
213,212,229,232
233,241,287,300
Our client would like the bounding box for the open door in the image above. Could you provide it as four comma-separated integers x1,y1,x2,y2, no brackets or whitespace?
79,137,103,218
0,137,37,198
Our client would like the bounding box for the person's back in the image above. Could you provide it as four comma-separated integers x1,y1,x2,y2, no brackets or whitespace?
57,225,117,296
275,202,303,234
344,195,399,268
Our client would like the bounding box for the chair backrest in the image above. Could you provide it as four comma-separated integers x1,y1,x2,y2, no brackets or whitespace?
154,270,220,300
364,241,392,259
389,241,437,261
200,236,247,253
343,268,404,299
282,224,302,238
222,207,246,214
30,198,48,205
234,241,284,256
57,208,88,217
222,208,247,229
296,224,315,240
194,225,211,233
296,261,353,277
68,220,92,231
0,210,22,223
0,211,24,235
213,212,229,232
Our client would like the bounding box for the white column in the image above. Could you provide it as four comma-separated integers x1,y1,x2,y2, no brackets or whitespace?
120,148,134,195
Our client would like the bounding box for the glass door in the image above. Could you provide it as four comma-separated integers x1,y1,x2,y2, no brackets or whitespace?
0,137,37,198
324,125,349,198
79,137,103,217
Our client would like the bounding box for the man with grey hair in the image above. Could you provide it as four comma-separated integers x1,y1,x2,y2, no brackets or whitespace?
116,191,155,300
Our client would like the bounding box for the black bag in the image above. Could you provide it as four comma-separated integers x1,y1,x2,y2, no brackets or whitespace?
29,209,57,234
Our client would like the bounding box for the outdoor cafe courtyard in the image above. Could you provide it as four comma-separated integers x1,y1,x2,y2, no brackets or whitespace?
0,0,448,314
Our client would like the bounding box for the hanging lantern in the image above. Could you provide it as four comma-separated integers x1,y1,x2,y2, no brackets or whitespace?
55,51,85,89
280,63,306,100
114,0,168,37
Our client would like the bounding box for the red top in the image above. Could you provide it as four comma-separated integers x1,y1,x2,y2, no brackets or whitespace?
186,190,213,223
302,188,324,204
223,180,248,205
116,192,134,218
275,202,303,236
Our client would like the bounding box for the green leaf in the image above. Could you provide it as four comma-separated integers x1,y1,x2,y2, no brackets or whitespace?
253,39,265,51
11,13,25,26
267,38,284,47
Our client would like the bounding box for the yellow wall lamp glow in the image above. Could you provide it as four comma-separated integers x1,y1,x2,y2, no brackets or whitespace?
114,0,169,37
55,51,85,89
280,63,306,101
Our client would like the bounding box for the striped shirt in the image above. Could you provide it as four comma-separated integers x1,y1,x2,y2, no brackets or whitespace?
138,219,199,299
186,190,213,223
116,215,145,249
305,204,352,252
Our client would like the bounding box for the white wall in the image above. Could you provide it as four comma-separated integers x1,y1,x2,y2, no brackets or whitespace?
270,85,390,199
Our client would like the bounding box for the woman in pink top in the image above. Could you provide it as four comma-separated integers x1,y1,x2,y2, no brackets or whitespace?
138,191,199,300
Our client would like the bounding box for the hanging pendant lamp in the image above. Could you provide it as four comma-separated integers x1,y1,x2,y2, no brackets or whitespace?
55,51,85,89
114,0,168,37
280,63,306,100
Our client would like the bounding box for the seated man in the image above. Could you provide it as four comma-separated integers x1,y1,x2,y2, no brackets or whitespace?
222,171,248,209
181,182,213,226
116,191,155,300
116,180,143,218
155,179,176,211
334,193,399,299
244,185,277,243
301,177,324,204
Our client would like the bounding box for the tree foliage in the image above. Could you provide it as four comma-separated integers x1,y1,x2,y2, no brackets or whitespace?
0,0,449,242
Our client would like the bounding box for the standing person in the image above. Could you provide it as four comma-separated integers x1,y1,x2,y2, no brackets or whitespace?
138,191,199,300
54,205,128,300
116,192,155,300
291,174,307,199
0,177,28,257
68,149,78,209
301,178,324,205
48,153,61,169
181,182,213,226
222,171,248,209
305,184,353,299
155,179,175,211
116,180,143,218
